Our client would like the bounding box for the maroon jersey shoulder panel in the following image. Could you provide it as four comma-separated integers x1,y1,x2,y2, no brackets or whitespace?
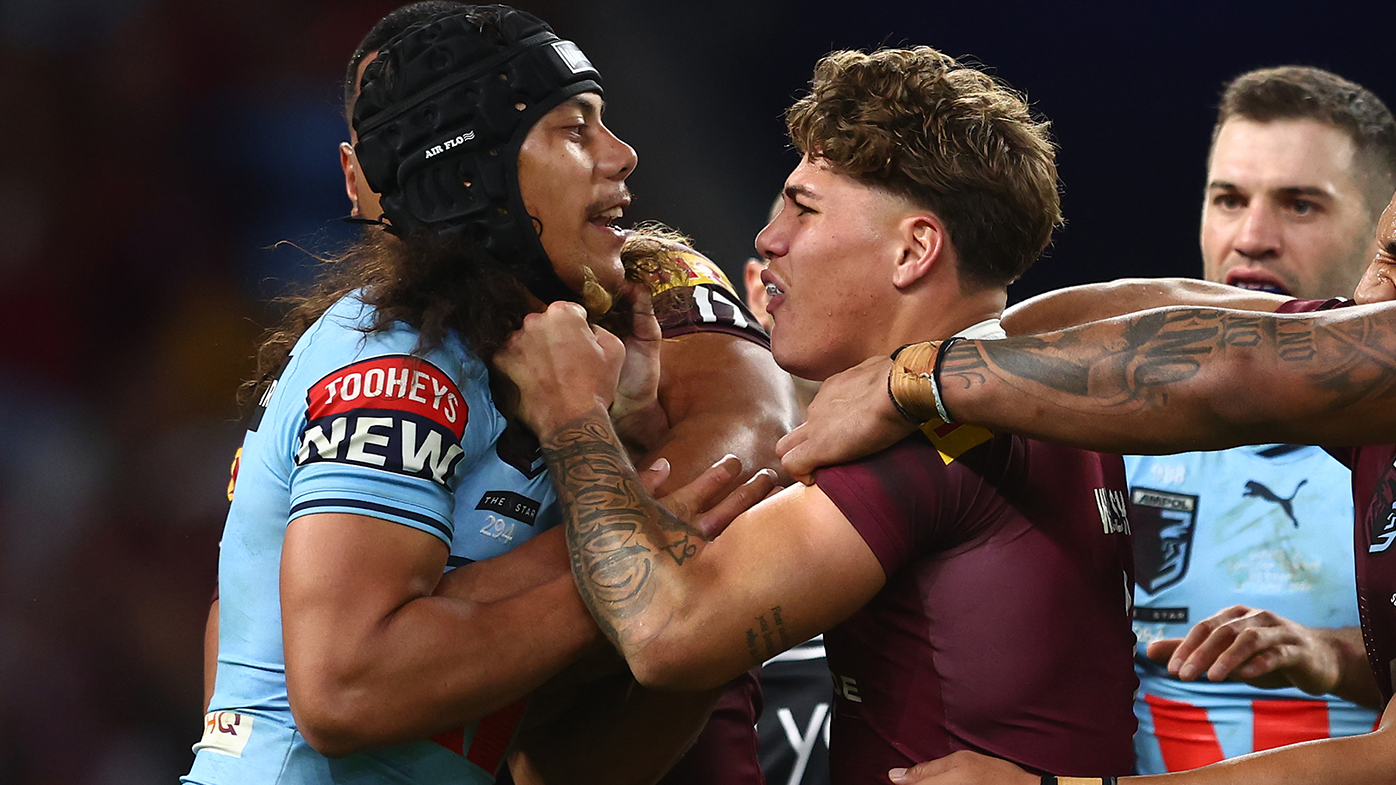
653,279,770,349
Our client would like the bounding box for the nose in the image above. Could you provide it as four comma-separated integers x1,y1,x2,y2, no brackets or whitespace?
1233,204,1282,261
599,123,638,181
755,215,786,261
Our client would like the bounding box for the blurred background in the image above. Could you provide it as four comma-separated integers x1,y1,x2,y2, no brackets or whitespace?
0,0,1390,781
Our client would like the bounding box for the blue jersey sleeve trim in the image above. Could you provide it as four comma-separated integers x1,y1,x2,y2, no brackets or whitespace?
289,498,453,542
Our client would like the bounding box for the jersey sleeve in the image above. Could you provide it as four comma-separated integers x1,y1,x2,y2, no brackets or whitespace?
814,433,987,575
1277,297,1350,313
650,248,771,348
277,300,483,545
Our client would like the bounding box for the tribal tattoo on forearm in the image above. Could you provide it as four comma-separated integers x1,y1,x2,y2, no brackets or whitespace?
539,412,705,650
945,306,1396,418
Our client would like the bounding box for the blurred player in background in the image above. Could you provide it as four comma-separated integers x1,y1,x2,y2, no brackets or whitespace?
1126,65,1396,773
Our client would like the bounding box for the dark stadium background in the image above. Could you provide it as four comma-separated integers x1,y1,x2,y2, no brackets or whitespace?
0,0,1389,780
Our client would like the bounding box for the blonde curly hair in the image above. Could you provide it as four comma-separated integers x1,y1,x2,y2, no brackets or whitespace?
786,47,1061,289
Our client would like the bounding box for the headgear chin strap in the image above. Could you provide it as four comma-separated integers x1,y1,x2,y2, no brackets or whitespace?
352,4,603,304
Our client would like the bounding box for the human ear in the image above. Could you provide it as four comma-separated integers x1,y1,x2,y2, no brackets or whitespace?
892,215,944,289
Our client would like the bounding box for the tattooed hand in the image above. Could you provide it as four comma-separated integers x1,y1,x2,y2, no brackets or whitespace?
778,354,919,484
495,301,626,436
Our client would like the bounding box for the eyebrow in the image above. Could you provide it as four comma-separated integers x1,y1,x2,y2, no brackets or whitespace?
784,184,818,201
1206,181,1330,199
567,94,603,118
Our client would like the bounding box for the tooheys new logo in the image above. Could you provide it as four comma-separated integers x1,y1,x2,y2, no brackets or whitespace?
297,356,468,487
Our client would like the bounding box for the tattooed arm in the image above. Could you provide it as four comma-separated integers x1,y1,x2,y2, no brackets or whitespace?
778,283,1299,482
542,411,883,689
941,301,1396,453
497,303,884,690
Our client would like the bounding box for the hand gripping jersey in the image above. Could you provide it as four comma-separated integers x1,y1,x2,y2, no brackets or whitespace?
1127,445,1378,773
810,321,1138,783
189,256,769,785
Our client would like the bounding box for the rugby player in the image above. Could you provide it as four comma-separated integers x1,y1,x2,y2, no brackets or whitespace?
187,4,795,784
784,193,1396,785
1121,65,1395,773
494,46,1139,783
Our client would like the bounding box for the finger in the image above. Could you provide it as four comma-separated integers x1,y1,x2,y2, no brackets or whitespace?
695,469,779,538
553,300,590,322
1177,623,1249,681
1208,627,1284,682
593,325,626,364
1145,638,1184,665
640,458,672,496
1168,606,1249,674
775,424,805,459
889,752,960,783
659,455,743,520
777,428,817,486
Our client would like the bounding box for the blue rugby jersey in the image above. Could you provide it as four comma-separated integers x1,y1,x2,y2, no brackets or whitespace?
1127,445,1378,774
185,294,557,785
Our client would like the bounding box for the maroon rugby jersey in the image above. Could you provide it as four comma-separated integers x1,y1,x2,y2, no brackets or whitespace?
814,422,1138,781
1281,297,1396,703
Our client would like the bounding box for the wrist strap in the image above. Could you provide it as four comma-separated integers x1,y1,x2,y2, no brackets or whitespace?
930,336,963,424
1043,778,1118,785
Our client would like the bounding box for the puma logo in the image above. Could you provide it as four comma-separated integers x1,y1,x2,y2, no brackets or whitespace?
1243,479,1307,528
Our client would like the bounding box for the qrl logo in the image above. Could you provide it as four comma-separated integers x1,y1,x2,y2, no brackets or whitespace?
297,356,469,487
195,711,254,758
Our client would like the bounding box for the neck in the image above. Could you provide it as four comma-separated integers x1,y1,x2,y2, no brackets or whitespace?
878,283,1006,355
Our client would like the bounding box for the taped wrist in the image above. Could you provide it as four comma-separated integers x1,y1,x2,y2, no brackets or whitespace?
1041,777,1119,785
889,338,962,423
888,341,939,422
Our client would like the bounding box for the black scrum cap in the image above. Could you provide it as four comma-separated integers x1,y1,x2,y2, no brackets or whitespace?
352,5,602,303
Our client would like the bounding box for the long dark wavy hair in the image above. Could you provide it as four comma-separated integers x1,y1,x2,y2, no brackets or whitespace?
242,223,694,408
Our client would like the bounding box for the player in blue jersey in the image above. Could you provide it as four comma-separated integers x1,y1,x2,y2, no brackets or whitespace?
187,4,796,785
1128,66,1395,773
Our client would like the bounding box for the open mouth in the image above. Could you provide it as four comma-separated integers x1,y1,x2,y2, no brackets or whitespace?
588,197,630,238
1224,269,1290,296
760,269,785,296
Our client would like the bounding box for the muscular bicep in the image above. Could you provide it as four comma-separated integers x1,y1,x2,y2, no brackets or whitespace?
645,332,800,491
280,513,446,712
630,482,884,690
1002,278,1288,336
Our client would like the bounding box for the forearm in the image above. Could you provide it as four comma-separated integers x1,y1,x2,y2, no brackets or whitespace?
901,304,1396,452
291,573,596,756
538,408,718,684
1001,278,1288,336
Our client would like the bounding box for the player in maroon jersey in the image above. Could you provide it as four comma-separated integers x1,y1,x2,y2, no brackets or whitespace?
782,195,1396,784
492,46,1139,783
